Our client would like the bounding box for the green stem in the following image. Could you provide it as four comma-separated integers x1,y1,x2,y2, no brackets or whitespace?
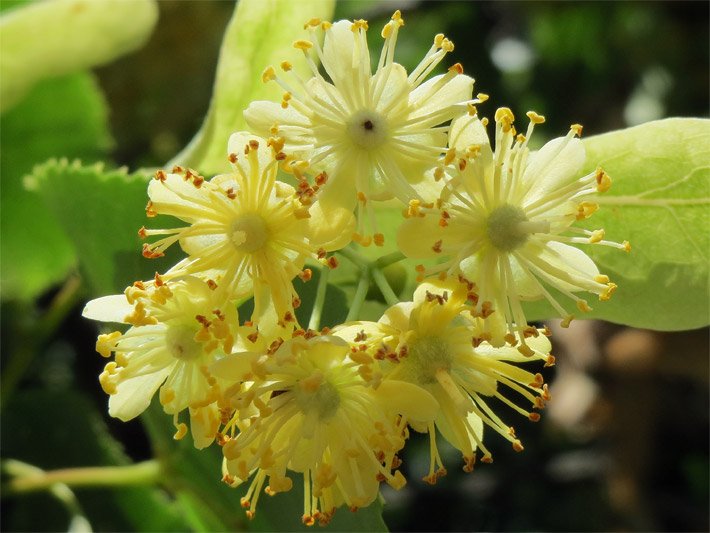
1,274,83,408
2,459,161,496
346,268,371,321
337,245,369,269
308,266,330,331
371,267,400,306
375,251,405,268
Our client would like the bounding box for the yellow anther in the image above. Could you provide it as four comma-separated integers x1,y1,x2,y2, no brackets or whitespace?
357,191,367,204
280,60,292,72
444,147,457,166
159,386,176,406
321,20,332,30
434,33,445,47
576,201,599,220
560,315,574,328
595,167,612,192
441,38,454,52
571,123,584,137
269,123,279,135
481,117,489,127
391,10,403,23
466,144,481,159
293,39,313,50
261,65,276,83
303,18,321,29
589,229,605,243
476,92,490,102
526,111,546,124
434,166,445,181
512,440,524,452
495,107,515,132
466,103,478,116
516,133,526,143
96,331,121,357
382,22,394,39
517,344,534,357
600,282,617,302
374,233,385,246
576,300,592,313
622,240,631,252
449,63,464,74
351,19,368,32
173,422,188,440
594,274,610,284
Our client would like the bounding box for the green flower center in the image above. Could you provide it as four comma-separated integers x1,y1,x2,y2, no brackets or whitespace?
408,335,453,384
165,324,202,361
230,213,268,253
294,374,341,421
486,204,545,252
346,109,389,150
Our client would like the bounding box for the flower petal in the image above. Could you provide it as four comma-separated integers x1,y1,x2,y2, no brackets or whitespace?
82,294,132,323
375,379,440,421
108,367,171,421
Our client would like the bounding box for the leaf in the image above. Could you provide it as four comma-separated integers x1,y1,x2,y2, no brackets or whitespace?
171,0,335,175
0,73,111,301
27,160,180,296
0,0,158,112
1,389,189,532
524,118,710,330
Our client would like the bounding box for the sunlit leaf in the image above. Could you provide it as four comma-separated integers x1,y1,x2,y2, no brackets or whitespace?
0,73,110,301
26,160,179,296
0,0,158,112
171,0,335,175
524,118,710,330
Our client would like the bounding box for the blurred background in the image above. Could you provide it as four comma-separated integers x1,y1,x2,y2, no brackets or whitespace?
2,1,708,531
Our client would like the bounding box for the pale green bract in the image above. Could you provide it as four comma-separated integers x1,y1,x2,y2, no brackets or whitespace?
523,118,710,330
170,0,336,176
0,0,159,113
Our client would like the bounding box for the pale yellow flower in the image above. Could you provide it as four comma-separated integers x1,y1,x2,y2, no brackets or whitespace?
140,132,341,326
245,11,480,245
398,108,629,349
211,332,437,525
334,277,553,482
82,275,237,448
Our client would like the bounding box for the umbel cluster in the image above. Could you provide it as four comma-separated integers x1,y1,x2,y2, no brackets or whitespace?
84,11,628,526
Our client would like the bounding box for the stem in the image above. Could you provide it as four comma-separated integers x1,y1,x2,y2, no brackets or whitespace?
346,268,371,321
337,245,369,269
308,266,330,331
2,459,161,496
375,251,405,268
1,274,83,408
371,267,400,306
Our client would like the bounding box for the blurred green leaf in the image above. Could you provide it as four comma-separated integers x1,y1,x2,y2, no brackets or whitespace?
0,0,158,112
27,160,179,297
0,73,110,301
524,118,710,330
1,389,189,532
172,0,335,175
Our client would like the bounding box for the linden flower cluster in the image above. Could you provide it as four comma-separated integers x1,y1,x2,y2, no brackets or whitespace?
83,10,628,526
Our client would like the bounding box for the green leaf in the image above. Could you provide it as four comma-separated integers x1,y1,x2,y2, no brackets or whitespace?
171,0,335,175
0,73,111,301
0,0,158,112
524,118,709,330
27,160,179,296
1,389,189,532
